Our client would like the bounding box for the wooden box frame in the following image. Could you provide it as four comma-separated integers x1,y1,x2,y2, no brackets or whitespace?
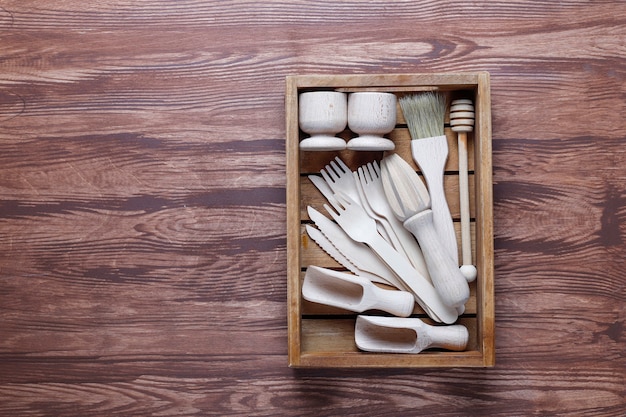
286,73,494,368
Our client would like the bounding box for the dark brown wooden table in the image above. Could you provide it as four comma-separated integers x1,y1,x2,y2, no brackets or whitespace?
1,1,624,415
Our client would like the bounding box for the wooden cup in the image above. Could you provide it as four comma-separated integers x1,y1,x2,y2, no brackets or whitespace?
298,91,348,151
347,92,397,151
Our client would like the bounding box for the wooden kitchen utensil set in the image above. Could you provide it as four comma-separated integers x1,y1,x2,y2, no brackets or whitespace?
299,91,475,354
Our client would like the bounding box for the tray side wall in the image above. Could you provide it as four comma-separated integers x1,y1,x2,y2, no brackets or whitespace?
475,72,496,366
285,76,303,367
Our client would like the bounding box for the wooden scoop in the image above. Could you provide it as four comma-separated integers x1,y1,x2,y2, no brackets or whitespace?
302,266,415,317
355,315,469,353
380,154,470,308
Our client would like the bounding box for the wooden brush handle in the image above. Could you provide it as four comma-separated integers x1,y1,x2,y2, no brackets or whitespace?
403,209,470,308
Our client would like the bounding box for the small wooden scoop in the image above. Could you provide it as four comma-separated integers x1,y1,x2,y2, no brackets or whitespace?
355,315,468,354
302,266,415,317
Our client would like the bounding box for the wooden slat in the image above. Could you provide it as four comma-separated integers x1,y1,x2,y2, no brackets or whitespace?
301,223,479,274
299,120,476,173
301,173,478,220
300,317,481,368
299,270,478,316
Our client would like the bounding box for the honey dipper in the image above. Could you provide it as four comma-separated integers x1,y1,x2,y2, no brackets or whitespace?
450,99,477,282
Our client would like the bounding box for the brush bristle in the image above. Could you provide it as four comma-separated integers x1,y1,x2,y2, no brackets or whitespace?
399,92,446,139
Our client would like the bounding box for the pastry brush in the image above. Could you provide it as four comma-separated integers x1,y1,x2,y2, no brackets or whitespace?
399,92,458,266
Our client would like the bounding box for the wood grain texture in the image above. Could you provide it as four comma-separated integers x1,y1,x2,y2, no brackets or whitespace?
1,0,625,415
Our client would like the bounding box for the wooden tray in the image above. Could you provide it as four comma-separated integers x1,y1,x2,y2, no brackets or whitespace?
286,73,494,368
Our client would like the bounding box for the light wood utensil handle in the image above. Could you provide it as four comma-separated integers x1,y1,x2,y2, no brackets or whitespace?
403,209,470,308
361,228,459,324
451,99,477,282
458,131,473,266
427,323,469,351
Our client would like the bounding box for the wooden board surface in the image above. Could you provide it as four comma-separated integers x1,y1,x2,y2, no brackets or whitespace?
1,0,625,415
